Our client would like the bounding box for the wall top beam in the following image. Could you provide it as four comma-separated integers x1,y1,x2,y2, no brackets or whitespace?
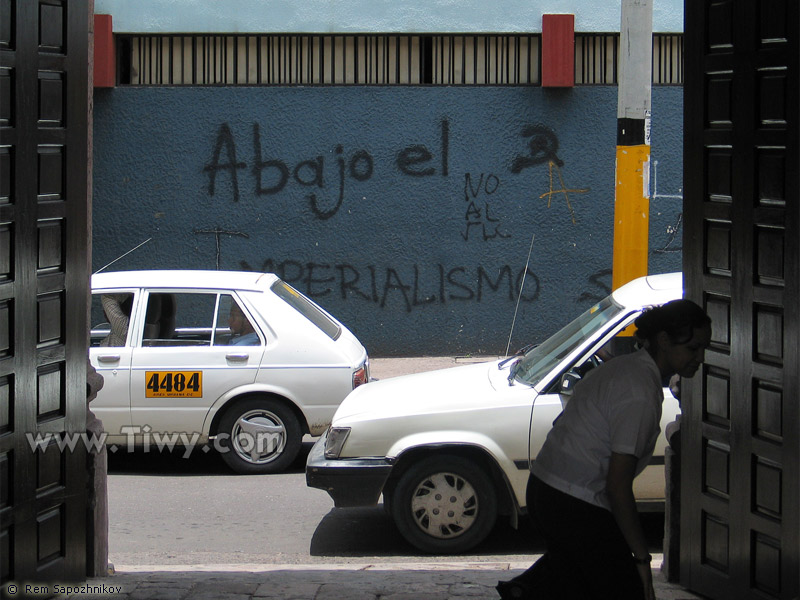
93,0,684,35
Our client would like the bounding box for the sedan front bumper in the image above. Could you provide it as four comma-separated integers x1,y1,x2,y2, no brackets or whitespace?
305,431,394,508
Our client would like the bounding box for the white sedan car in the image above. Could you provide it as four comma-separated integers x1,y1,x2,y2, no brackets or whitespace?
307,272,682,553
90,270,369,474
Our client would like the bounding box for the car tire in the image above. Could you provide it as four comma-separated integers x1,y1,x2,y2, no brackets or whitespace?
390,454,497,554
217,397,302,474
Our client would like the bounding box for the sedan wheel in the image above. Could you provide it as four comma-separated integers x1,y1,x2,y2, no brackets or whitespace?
218,397,301,474
391,455,497,553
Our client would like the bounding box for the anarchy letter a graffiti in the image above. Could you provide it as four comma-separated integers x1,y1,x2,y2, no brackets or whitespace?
539,160,590,225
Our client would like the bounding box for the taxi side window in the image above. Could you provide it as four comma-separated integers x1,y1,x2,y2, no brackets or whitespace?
214,294,261,346
142,292,214,347
91,293,134,347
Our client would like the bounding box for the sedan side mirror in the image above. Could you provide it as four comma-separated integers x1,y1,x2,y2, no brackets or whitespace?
559,370,582,397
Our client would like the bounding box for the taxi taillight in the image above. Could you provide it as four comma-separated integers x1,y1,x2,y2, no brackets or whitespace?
352,364,369,389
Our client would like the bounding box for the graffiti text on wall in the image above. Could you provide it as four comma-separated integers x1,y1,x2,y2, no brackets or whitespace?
203,119,586,226
204,119,450,217
462,173,509,241
239,259,540,313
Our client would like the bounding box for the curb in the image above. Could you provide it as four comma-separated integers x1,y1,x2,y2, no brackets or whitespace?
112,556,664,573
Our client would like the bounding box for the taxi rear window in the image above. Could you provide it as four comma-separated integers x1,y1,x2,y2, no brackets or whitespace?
271,280,342,340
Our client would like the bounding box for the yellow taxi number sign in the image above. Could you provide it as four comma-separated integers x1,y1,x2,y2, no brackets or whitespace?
145,371,202,398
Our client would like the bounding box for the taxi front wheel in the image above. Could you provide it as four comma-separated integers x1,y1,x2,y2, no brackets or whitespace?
217,397,302,474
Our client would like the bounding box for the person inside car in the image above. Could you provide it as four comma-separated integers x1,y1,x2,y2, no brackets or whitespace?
228,301,259,345
100,293,133,347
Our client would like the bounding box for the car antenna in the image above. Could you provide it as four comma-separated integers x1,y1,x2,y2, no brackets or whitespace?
93,238,152,274
504,233,535,358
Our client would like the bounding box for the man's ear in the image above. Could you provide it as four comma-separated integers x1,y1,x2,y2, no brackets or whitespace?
655,330,672,353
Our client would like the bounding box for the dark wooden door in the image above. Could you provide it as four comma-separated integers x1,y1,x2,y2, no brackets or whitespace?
682,1,799,599
0,0,91,586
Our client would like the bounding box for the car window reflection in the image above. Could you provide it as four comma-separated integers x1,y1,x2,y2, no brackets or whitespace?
142,292,213,347
515,297,623,387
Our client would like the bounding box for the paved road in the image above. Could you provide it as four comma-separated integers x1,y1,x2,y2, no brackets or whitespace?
107,443,666,568
107,442,524,566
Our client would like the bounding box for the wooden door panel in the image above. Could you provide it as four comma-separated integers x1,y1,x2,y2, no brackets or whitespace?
683,1,799,599
0,0,90,587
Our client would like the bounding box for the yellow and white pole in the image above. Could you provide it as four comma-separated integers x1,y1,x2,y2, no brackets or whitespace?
613,0,653,291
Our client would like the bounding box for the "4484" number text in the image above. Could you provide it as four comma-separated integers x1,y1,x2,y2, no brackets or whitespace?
145,371,203,397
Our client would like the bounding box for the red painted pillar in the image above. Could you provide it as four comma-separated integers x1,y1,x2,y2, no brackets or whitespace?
94,14,115,88
541,14,575,88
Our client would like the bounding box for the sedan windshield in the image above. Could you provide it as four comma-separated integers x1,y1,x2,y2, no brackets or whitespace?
513,296,624,387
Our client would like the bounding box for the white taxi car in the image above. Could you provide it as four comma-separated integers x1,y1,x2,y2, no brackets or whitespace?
307,272,682,552
90,270,369,474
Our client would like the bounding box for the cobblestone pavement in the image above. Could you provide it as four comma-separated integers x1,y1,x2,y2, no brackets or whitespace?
17,559,706,600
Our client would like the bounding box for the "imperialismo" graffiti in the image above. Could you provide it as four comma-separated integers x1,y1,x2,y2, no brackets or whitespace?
239,259,541,312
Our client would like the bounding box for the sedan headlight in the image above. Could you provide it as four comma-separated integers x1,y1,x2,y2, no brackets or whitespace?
324,427,351,459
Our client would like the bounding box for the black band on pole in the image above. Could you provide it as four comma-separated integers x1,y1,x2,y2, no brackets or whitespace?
617,117,646,146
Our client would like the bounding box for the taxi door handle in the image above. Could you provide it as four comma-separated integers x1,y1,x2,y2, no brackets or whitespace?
226,353,249,363
97,354,121,363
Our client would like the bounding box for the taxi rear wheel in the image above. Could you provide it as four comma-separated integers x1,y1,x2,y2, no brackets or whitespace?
390,454,497,553
217,397,302,474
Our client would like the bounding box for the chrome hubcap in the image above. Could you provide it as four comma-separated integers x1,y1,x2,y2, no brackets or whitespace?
230,409,286,464
410,472,478,539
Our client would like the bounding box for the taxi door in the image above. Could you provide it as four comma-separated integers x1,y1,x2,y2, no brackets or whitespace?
128,290,265,440
89,290,138,440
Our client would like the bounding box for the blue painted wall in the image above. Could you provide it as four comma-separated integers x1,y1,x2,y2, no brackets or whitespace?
92,86,683,356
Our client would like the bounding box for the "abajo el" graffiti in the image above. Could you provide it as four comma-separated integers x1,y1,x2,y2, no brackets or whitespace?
203,119,566,220
204,119,451,218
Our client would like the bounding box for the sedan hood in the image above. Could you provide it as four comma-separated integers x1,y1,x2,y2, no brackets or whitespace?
332,361,502,424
